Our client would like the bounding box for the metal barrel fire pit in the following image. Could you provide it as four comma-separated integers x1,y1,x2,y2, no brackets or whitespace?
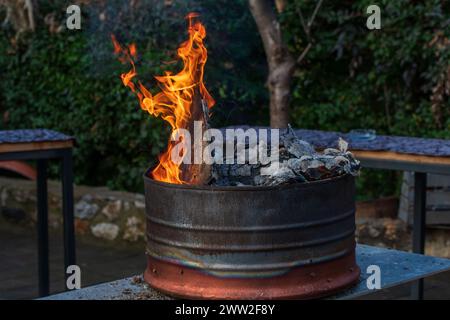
143,171,360,299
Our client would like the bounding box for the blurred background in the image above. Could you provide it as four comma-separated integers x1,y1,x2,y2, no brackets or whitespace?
0,0,449,299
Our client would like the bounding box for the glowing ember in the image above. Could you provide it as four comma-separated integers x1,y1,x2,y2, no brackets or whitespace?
112,13,215,184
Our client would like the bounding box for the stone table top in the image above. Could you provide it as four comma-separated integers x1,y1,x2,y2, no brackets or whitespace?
0,129,73,144
41,245,450,300
295,129,450,157
224,126,450,157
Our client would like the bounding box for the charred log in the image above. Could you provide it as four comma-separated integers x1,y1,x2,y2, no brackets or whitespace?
179,90,212,185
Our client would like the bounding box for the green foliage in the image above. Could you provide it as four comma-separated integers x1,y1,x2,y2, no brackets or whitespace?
283,0,449,137
0,29,167,191
282,0,449,198
0,0,266,191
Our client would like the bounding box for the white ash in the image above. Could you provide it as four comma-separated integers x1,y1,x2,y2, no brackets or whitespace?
210,125,360,186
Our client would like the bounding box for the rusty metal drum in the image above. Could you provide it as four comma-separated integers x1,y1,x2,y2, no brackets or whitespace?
143,171,360,299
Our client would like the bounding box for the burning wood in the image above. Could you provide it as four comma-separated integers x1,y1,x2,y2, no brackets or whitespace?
179,95,212,184
112,13,214,185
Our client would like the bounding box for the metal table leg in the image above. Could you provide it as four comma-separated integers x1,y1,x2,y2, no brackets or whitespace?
61,148,76,282
411,172,427,300
36,159,49,297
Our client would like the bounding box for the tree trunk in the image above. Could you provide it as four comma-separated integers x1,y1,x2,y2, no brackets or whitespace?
249,0,295,128
1,0,37,42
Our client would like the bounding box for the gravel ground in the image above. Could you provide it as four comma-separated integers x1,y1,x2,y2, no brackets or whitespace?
0,221,145,299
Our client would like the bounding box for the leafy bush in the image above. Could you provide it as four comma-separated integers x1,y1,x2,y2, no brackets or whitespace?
283,0,449,137
0,0,266,191
282,0,449,198
0,29,166,190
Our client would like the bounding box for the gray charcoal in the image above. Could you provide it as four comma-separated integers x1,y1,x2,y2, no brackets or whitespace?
228,164,251,176
211,163,256,186
280,125,315,158
209,124,360,187
256,166,297,186
338,137,349,152
323,148,341,156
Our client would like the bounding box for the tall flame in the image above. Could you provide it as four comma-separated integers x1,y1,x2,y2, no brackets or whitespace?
112,13,215,184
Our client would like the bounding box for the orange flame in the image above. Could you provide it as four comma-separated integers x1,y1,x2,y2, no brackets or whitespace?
112,13,215,184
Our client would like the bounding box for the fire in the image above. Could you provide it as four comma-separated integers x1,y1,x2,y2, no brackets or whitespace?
112,13,215,184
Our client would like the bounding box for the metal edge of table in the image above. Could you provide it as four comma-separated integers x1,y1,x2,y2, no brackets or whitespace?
336,245,450,300
0,147,73,161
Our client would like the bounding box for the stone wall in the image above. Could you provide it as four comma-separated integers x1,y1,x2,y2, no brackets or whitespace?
0,177,145,244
